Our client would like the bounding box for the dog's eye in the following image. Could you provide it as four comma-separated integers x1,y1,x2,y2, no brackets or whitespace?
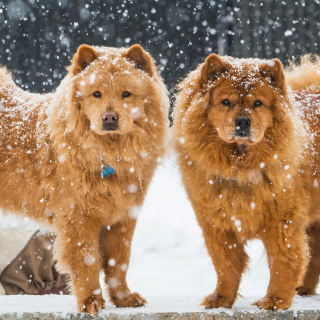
122,91,131,99
221,99,231,107
93,91,101,98
254,100,262,108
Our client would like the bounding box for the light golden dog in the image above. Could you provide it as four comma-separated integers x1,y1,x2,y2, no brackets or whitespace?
173,54,320,310
0,44,168,314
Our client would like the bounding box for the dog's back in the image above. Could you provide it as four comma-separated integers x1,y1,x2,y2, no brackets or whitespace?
285,55,320,91
0,67,53,218
285,56,320,123
285,55,320,125
284,57,320,220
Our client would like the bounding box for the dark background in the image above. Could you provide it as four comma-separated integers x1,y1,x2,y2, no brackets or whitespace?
0,0,319,97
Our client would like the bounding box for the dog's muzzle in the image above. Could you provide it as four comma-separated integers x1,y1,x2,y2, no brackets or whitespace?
234,116,251,137
102,111,119,131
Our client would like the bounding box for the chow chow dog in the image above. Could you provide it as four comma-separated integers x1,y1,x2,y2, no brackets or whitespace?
173,53,320,310
0,44,169,314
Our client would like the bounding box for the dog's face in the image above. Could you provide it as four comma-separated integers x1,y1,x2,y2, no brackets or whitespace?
71,44,156,135
200,55,285,147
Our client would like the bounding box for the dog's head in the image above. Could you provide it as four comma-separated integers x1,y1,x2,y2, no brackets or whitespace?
198,54,286,147
70,44,157,135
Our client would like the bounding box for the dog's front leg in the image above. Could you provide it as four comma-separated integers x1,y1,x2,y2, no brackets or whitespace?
199,222,249,308
253,220,309,310
54,211,105,314
99,216,147,308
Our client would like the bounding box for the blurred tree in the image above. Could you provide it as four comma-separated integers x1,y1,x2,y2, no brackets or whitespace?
0,0,319,111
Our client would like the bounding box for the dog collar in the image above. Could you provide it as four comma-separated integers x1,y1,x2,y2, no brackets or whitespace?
101,166,115,178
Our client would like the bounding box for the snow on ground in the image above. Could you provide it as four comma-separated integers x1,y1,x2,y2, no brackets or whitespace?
0,154,319,313
1,294,320,315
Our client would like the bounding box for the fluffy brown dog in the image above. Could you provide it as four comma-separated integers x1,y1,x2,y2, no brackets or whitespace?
0,44,168,314
173,54,320,310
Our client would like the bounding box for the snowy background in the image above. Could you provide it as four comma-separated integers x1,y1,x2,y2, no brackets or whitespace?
0,0,319,99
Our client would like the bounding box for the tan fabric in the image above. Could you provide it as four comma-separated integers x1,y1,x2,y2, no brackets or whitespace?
0,229,35,294
0,229,35,273
0,230,70,295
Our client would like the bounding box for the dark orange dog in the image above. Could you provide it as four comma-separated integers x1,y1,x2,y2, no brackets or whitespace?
173,54,320,310
0,44,168,314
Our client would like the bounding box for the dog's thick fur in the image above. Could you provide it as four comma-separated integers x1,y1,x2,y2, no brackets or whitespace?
0,44,168,314
173,54,320,310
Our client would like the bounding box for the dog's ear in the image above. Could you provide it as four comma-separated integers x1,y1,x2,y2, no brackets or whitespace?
201,54,228,86
125,44,155,76
71,44,98,75
260,59,285,91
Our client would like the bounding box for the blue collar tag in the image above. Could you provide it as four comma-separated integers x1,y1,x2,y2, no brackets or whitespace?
101,166,115,178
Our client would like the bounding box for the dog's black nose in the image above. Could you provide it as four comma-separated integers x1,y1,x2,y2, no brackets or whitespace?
102,111,119,131
234,117,251,137
102,111,119,123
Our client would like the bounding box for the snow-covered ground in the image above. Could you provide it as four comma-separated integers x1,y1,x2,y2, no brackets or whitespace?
1,294,320,315
0,154,320,314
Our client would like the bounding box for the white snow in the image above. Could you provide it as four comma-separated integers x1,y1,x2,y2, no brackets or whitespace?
0,155,320,314
284,30,293,37
1,294,320,315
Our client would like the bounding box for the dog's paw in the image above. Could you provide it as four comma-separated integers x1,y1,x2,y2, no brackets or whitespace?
78,295,105,314
111,292,147,308
252,295,292,311
201,292,233,309
296,286,316,296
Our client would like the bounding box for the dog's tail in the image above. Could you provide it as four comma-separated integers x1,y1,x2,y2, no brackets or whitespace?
285,54,320,91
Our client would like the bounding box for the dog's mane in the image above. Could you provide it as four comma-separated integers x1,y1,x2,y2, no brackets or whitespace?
173,58,308,185
45,54,169,176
